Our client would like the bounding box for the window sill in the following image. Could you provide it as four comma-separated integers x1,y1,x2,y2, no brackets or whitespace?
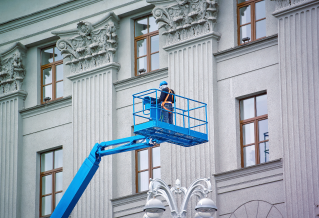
213,159,283,194
114,67,168,92
214,34,278,62
20,95,72,117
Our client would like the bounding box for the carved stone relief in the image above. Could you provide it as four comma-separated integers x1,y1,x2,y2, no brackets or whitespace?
54,12,119,74
0,42,27,96
151,0,218,46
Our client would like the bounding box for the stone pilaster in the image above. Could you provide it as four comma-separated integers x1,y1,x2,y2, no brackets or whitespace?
0,42,27,218
53,12,120,218
273,1,319,217
148,1,220,217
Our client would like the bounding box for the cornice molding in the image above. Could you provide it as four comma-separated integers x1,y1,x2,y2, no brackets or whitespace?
163,31,220,51
272,0,319,17
67,62,121,81
0,90,28,102
19,96,72,118
114,67,168,92
214,34,278,62
0,0,143,48
0,0,103,35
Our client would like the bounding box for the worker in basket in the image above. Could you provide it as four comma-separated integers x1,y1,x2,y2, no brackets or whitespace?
154,81,175,124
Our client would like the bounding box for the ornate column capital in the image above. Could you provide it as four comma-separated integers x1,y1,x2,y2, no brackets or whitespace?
52,11,120,75
0,42,27,98
148,0,219,46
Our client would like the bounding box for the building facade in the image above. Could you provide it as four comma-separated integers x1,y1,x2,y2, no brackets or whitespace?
0,0,318,217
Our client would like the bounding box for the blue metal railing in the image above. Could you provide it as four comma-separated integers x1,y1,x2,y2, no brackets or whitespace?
132,89,208,135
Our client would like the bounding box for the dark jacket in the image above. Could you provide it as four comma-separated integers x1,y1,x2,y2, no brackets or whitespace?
157,87,175,103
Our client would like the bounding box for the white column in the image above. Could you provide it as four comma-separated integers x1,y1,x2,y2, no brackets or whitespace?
0,91,27,218
68,63,120,218
274,1,319,217
161,32,220,218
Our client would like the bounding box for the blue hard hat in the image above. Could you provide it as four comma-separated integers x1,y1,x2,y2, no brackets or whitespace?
159,81,168,87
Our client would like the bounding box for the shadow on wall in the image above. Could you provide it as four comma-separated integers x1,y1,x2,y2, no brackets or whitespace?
229,200,283,218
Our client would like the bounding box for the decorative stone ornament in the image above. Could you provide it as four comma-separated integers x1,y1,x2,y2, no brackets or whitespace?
151,0,218,46
0,42,27,96
52,12,120,74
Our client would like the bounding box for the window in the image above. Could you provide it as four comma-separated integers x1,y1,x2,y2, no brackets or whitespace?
40,149,63,217
134,15,159,76
41,45,63,103
136,145,161,192
237,0,266,45
240,94,269,167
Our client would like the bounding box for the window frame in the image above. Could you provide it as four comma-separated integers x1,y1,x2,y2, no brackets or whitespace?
39,149,63,218
135,144,160,193
239,93,269,168
40,45,63,104
237,0,266,45
134,15,159,76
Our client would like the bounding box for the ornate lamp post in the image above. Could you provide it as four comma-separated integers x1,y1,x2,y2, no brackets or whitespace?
143,178,217,218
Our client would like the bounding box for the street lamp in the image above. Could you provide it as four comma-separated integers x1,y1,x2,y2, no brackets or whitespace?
143,178,217,218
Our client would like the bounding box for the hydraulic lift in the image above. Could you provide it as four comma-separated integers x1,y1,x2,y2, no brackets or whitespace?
51,89,208,218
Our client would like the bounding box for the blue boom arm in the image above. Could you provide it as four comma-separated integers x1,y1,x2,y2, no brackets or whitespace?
51,135,156,218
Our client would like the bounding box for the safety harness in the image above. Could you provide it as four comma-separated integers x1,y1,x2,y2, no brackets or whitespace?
161,89,174,113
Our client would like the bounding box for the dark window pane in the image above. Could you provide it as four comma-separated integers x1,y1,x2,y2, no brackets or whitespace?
135,18,148,37
56,65,63,81
238,0,248,3
259,141,269,163
55,172,63,192
138,149,148,171
152,147,160,167
42,175,52,195
137,56,147,74
240,97,254,120
43,85,52,100
42,48,54,65
42,195,52,216
240,6,251,25
153,168,161,179
149,16,158,33
256,94,267,116
151,35,159,53
244,145,255,167
255,0,266,20
54,149,63,169
240,24,251,43
55,192,63,207
256,19,266,39
138,171,149,192
258,119,269,141
151,53,159,71
137,39,147,57
243,123,255,145
43,68,52,85
54,47,63,62
41,152,53,172
56,81,63,98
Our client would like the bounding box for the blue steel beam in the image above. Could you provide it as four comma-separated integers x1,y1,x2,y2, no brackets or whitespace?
51,135,153,218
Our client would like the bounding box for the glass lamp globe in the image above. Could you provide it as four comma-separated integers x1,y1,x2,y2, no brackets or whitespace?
195,198,217,218
144,198,165,218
